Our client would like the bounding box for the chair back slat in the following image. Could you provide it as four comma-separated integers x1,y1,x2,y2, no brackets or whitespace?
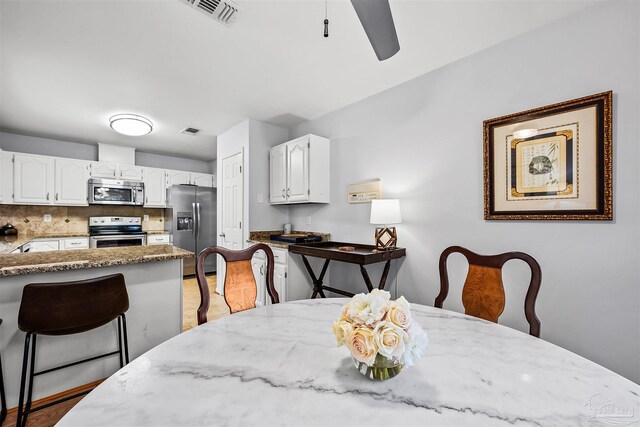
18,273,129,335
435,246,541,337
196,244,279,324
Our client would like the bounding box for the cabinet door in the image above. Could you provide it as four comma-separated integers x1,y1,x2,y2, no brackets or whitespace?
14,154,54,204
119,164,143,181
30,240,60,252
90,162,117,179
287,139,310,203
55,158,89,205
191,173,214,187
0,151,13,204
251,254,267,307
273,263,287,303
269,145,287,204
166,170,191,187
143,168,167,207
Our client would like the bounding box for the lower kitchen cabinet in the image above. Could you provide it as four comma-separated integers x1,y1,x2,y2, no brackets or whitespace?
252,247,287,306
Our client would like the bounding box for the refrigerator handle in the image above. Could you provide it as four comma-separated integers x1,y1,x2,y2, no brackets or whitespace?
197,202,202,240
192,202,197,239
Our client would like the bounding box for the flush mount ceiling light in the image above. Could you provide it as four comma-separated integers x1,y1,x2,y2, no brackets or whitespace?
109,114,153,136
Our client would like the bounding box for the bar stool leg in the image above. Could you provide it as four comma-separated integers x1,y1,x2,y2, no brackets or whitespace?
0,351,6,426
23,334,37,422
117,316,124,368
17,332,32,427
121,314,130,364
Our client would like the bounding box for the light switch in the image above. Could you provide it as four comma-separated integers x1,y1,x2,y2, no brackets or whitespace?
257,193,264,204
43,214,52,223
144,215,150,221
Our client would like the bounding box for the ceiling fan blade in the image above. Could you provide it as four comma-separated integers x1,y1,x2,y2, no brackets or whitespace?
350,0,400,61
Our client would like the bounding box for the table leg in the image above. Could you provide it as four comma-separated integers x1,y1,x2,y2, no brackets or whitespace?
301,256,330,299
359,260,393,292
359,265,374,292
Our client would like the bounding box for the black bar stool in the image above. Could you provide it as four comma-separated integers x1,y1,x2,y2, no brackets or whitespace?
16,273,130,427
0,319,6,426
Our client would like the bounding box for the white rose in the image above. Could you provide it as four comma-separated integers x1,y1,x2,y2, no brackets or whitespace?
373,320,408,362
348,327,378,366
386,296,412,329
332,319,354,347
346,291,391,327
401,323,429,367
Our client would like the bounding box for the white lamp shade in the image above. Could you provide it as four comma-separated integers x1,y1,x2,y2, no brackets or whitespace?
370,199,402,225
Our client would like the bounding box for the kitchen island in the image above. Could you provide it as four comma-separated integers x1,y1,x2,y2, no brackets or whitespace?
0,244,193,408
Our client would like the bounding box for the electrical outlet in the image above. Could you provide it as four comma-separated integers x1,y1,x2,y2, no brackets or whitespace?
143,215,149,221
306,216,311,225
43,214,52,223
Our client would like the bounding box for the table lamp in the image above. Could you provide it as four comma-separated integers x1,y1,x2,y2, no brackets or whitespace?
370,199,402,250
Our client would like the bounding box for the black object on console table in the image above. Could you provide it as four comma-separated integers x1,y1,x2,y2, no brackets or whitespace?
288,241,406,298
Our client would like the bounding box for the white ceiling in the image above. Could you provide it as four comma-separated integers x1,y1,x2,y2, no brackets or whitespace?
0,0,600,160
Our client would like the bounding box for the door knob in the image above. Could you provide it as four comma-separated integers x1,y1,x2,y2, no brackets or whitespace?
219,233,226,237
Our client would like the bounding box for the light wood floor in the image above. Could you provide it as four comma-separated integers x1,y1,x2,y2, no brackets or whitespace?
5,275,230,426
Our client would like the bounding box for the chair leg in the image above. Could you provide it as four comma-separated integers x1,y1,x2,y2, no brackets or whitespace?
17,333,32,427
0,349,6,426
121,314,130,364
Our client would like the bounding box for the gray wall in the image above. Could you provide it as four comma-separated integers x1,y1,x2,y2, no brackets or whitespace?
289,1,640,382
0,132,214,173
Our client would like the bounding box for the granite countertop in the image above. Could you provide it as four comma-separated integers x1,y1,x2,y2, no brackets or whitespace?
247,230,331,249
0,244,193,277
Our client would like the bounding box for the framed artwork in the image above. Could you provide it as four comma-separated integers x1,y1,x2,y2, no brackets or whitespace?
484,91,612,220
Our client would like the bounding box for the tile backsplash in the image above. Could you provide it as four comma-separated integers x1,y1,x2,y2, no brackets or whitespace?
0,205,165,235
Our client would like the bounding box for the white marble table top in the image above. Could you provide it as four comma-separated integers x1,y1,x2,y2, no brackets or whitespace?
59,299,639,426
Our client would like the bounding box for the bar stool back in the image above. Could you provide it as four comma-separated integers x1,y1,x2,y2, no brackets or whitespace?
0,319,6,426
16,273,130,427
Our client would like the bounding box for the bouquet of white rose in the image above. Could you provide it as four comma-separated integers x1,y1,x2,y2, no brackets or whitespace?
333,289,428,379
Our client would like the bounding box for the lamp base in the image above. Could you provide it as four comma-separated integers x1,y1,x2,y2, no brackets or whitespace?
374,226,397,250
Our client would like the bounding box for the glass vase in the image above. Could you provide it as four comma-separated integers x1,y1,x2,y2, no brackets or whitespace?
353,353,403,381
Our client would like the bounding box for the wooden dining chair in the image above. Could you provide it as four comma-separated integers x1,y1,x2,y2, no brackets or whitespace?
196,243,279,325
435,246,542,337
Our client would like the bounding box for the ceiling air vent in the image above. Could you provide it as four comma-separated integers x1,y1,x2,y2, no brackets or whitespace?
180,127,201,135
179,0,240,26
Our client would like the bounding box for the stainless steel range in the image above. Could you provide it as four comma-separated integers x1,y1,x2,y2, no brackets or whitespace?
89,216,147,248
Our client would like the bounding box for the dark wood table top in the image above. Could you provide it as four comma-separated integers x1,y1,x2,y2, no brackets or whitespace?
288,241,406,265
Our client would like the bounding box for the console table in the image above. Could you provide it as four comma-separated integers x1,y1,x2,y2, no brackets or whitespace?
288,241,406,298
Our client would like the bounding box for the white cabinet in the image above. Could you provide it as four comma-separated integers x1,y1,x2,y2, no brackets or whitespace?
147,234,171,245
90,162,117,179
55,158,89,205
13,153,54,204
143,167,167,207
191,173,215,187
252,247,287,306
90,162,143,180
269,134,330,204
61,237,89,250
119,164,143,181
269,144,287,204
0,151,13,204
273,263,287,303
251,252,267,307
29,239,60,252
166,170,191,187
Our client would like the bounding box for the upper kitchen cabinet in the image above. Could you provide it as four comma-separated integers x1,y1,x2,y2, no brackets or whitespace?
269,134,329,204
0,150,13,204
90,162,143,180
166,170,191,187
55,158,89,205
143,167,167,207
269,144,287,204
13,153,55,204
191,172,215,187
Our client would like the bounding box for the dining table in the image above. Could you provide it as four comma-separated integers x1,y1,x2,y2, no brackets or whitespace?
59,299,640,426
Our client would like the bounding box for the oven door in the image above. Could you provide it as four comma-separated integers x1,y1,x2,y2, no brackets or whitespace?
88,182,141,205
90,235,146,248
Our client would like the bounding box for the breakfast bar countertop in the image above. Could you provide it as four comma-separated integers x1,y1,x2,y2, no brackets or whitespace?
0,244,194,277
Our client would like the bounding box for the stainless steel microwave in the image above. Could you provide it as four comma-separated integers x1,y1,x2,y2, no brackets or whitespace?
88,178,144,205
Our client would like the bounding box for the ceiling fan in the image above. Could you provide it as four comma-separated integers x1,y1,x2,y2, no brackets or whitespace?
350,0,400,61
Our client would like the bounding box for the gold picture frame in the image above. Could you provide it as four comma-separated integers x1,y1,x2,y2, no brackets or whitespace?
484,91,612,220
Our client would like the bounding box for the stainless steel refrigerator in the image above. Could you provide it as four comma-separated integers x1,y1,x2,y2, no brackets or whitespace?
166,185,217,276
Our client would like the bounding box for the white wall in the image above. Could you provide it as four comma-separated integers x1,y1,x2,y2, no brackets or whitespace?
0,132,214,173
289,1,640,382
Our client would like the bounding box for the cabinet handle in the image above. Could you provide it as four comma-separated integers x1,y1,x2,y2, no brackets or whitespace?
46,192,50,201
287,188,290,197
282,189,285,198
55,193,59,201
260,265,264,276
113,170,116,177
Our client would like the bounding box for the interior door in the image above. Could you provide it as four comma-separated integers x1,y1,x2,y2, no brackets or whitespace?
269,144,287,204
287,138,310,202
55,158,88,205
221,151,244,250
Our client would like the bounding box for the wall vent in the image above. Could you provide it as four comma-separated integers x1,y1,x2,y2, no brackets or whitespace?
181,127,201,135
179,0,240,26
